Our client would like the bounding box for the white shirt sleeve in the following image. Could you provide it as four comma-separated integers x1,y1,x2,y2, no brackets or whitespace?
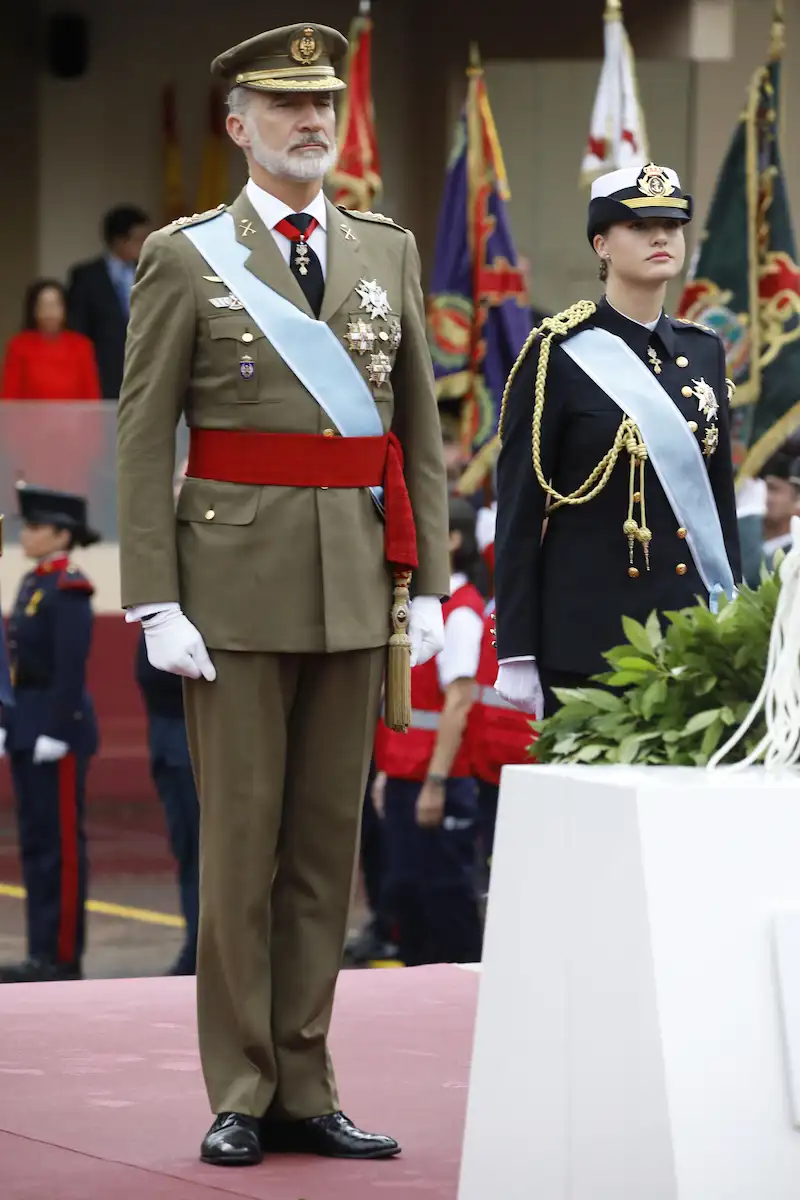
436,607,483,690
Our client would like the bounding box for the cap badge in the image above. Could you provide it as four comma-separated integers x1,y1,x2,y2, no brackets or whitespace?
637,163,675,199
291,27,322,66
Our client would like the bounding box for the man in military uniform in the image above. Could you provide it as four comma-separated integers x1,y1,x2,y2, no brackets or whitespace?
493,164,741,716
116,23,449,1167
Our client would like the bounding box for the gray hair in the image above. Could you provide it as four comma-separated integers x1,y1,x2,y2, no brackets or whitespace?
226,86,253,117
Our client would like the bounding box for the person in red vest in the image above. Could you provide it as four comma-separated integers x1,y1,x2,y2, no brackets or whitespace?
374,497,485,967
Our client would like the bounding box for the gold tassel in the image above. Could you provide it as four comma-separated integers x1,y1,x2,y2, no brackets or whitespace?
384,570,412,732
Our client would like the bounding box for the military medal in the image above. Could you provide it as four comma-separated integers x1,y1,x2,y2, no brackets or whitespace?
240,354,255,379
703,425,719,457
367,350,392,386
345,319,376,354
647,347,662,375
356,279,392,321
294,239,311,277
274,215,320,277
690,377,719,421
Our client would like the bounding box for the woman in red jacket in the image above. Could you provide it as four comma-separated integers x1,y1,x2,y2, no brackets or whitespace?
0,281,103,495
1,280,101,402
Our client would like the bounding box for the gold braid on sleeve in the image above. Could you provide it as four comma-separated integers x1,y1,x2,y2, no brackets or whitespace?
497,299,653,577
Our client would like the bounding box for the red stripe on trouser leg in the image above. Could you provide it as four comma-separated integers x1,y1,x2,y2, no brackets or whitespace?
57,754,79,966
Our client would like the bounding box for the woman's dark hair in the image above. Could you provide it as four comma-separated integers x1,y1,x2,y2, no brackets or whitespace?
22,279,67,331
449,496,488,595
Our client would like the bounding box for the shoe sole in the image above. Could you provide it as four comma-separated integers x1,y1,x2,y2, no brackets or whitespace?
303,1144,402,1159
200,1153,263,1167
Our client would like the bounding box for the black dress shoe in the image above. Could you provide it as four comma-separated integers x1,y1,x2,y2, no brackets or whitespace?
261,1111,400,1158
200,1113,263,1166
0,958,82,984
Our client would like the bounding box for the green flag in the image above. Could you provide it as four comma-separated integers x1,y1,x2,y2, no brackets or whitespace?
677,2,800,477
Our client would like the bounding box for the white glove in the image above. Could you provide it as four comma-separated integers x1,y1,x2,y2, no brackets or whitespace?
142,609,217,681
409,595,445,668
33,735,69,764
735,476,767,520
0,728,6,758
495,661,545,718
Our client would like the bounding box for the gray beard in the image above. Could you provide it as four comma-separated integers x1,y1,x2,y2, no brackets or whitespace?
248,128,338,182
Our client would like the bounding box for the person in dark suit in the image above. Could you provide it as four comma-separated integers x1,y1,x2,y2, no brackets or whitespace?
493,163,741,717
66,205,151,400
0,485,100,983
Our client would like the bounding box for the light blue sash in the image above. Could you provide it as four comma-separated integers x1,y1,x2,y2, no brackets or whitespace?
562,327,735,610
182,212,385,503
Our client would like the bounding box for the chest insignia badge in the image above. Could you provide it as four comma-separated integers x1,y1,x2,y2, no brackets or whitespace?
356,278,392,321
647,347,662,375
24,589,44,617
691,377,719,421
345,319,376,354
239,354,255,379
703,425,719,457
367,350,393,387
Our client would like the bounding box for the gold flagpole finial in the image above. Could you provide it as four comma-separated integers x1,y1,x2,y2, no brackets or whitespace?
769,0,785,60
358,0,371,16
468,41,482,71
605,0,623,20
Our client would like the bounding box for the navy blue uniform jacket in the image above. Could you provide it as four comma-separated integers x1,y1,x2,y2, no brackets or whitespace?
3,557,98,755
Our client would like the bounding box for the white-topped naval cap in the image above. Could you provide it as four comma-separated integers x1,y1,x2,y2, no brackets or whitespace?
591,164,682,200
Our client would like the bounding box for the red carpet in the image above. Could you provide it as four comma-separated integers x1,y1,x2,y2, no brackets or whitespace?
0,965,478,1199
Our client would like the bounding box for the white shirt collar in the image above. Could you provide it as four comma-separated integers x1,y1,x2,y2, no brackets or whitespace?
245,177,328,232
606,297,662,332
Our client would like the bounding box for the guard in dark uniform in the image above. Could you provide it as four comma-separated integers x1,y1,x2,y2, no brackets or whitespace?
494,163,741,716
0,485,99,983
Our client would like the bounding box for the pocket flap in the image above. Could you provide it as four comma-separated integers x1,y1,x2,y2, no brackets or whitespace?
208,316,265,343
177,479,260,525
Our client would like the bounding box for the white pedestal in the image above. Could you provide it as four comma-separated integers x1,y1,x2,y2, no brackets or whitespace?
458,765,800,1200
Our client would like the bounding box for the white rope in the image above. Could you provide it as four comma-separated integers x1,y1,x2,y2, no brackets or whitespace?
708,515,800,772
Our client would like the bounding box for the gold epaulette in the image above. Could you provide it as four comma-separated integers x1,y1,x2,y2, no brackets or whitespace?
167,204,226,234
676,317,715,335
338,206,406,231
498,300,596,440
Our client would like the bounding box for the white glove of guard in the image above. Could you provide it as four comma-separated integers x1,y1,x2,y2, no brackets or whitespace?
33,735,69,764
142,609,216,681
495,660,545,718
408,595,445,668
0,728,6,758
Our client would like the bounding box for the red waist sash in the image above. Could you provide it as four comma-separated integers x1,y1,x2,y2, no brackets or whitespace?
187,427,418,571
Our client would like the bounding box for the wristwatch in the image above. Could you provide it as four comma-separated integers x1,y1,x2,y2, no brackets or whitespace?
426,772,447,787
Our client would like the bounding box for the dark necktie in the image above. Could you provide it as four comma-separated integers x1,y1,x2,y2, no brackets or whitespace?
275,213,325,318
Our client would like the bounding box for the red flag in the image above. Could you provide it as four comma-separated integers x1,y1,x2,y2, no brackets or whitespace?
196,85,230,213
329,2,381,211
162,84,185,222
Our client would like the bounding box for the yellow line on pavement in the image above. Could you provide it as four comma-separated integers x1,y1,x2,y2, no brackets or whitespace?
0,883,185,929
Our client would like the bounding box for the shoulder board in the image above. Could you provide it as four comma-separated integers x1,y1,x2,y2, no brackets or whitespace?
675,317,716,335
57,566,94,595
167,204,227,235
337,206,406,231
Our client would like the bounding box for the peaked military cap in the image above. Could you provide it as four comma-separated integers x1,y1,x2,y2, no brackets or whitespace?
587,162,694,243
211,23,348,93
16,484,101,547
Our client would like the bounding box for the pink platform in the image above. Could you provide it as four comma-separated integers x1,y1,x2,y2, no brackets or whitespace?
0,965,478,1199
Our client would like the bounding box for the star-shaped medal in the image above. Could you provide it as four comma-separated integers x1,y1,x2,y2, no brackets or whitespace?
345,319,376,354
367,350,393,386
356,278,392,321
691,378,719,421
